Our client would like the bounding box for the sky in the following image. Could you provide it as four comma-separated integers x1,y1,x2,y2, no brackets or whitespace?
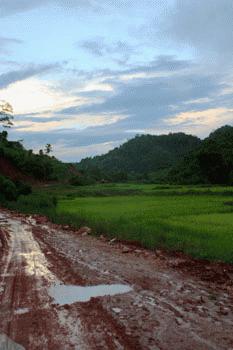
0,0,233,161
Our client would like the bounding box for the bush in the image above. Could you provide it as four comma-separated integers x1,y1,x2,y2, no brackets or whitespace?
0,175,18,200
0,176,32,202
14,180,32,196
6,192,57,217
69,175,96,186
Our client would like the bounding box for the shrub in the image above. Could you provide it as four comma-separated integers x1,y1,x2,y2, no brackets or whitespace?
69,175,96,186
15,180,32,196
0,175,18,200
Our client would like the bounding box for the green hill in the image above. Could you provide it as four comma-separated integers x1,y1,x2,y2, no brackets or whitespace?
77,133,201,181
168,125,233,185
0,130,71,201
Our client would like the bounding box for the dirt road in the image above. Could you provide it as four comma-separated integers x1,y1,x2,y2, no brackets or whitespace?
0,210,233,350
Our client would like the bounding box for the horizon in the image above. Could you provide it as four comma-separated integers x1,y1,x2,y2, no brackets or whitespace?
0,1,232,161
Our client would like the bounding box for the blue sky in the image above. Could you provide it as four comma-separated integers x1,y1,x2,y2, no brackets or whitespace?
0,0,232,161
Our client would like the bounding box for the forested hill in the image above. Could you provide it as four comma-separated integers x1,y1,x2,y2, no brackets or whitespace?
0,131,69,182
168,125,233,185
0,130,73,201
77,133,201,181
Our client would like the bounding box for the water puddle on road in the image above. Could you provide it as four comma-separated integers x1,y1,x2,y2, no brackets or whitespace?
49,283,132,305
14,308,30,315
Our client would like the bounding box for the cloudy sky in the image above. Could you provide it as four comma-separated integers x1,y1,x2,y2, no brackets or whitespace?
0,0,232,161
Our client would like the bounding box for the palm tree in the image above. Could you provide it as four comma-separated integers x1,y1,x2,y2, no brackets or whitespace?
45,143,52,155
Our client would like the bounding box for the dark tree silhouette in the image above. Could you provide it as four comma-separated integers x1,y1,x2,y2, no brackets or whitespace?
45,143,52,154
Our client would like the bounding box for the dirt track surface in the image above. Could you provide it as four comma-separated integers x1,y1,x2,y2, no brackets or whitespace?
0,210,233,350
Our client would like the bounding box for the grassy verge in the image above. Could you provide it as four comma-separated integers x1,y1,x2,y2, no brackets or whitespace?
4,192,57,218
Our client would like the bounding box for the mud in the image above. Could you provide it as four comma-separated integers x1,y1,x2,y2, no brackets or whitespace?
0,210,233,349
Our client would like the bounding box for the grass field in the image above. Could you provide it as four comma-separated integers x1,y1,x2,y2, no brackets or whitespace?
43,183,233,263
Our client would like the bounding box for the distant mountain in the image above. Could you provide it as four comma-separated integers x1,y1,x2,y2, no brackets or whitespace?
77,133,201,181
168,125,233,184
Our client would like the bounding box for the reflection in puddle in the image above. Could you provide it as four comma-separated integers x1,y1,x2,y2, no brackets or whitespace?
112,307,122,314
49,283,132,304
0,334,25,350
14,308,29,315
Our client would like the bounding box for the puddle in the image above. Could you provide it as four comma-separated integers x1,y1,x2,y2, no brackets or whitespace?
112,307,122,314
0,334,25,350
14,308,29,315
49,283,132,305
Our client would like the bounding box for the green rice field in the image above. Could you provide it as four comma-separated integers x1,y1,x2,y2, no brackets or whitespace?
50,183,233,263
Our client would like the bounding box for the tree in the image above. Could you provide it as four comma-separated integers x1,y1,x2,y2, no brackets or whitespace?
0,130,8,142
45,143,52,155
0,101,13,128
197,151,229,184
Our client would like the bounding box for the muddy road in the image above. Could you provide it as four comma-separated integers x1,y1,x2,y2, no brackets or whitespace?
0,211,233,350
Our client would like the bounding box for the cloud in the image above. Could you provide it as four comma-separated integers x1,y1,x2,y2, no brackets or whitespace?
0,36,23,55
79,37,137,65
166,107,233,127
0,0,100,18
0,77,78,114
0,0,160,17
8,125,128,161
59,68,222,131
51,140,124,162
0,63,60,89
0,36,22,46
58,55,192,110
10,124,127,149
112,55,192,83
166,0,233,59
79,37,107,57
14,112,127,132
0,0,129,17
0,0,49,16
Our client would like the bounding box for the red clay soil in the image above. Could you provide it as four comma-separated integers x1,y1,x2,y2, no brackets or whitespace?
0,156,32,182
0,210,233,350
67,164,81,177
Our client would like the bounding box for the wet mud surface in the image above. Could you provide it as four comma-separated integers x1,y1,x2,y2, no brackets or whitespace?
0,210,233,349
